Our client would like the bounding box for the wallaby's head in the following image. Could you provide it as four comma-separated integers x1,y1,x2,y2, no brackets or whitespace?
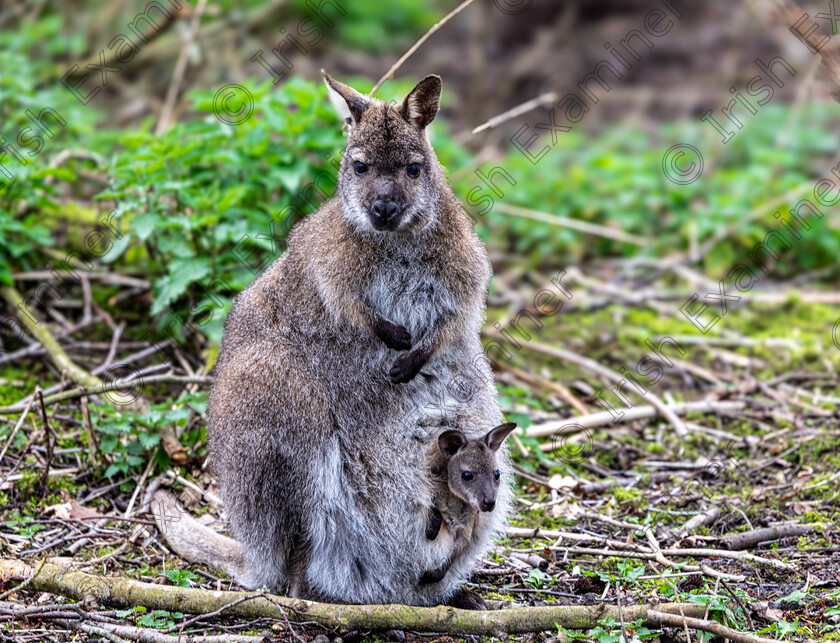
322,71,445,235
437,423,516,513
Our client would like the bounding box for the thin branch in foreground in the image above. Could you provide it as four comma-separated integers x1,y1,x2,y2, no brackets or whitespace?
370,0,477,95
0,558,709,636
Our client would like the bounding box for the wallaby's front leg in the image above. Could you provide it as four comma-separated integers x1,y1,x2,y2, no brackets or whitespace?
390,311,456,383
425,506,443,540
371,313,411,351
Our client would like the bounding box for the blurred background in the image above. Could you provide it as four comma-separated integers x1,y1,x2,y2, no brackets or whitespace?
1,1,840,636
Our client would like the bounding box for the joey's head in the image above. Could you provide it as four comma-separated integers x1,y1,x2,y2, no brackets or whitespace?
322,71,445,234
437,423,516,513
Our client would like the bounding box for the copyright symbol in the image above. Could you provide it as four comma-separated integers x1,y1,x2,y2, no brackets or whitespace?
213,84,255,126
550,424,594,464
662,143,704,185
493,0,532,14
101,364,144,406
833,317,840,351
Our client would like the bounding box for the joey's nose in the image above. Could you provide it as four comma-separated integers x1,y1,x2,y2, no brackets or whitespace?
372,200,399,221
481,497,496,512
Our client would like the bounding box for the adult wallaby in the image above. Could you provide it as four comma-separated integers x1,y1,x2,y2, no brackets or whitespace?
421,422,517,585
154,72,512,608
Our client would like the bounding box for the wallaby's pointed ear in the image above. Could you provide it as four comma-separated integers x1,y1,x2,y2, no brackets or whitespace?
322,70,370,126
400,74,442,130
438,430,467,458
485,422,517,452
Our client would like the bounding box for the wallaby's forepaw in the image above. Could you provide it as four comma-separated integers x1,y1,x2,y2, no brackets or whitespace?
425,506,443,540
373,318,412,351
419,566,447,584
389,348,429,383
447,587,487,610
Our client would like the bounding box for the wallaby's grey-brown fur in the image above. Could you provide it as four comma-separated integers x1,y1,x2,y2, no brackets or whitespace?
159,72,512,606
421,423,516,585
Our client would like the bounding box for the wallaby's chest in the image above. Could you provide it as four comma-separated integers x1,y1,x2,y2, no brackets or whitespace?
364,260,453,338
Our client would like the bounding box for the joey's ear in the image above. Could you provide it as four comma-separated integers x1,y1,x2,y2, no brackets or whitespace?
485,422,517,452
400,74,442,130
438,430,467,458
322,70,370,126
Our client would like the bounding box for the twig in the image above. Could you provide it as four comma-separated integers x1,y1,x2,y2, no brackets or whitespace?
494,203,651,247
472,92,559,134
0,396,34,462
370,0,477,95
156,0,209,134
647,609,778,643
487,333,688,437
525,400,744,437
37,389,53,491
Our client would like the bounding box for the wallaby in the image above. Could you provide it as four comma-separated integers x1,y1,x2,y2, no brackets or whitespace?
153,72,513,608
421,422,517,585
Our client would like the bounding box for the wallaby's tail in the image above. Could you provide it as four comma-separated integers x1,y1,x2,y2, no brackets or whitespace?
150,490,242,578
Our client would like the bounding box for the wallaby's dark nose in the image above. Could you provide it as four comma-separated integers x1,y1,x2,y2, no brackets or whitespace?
372,200,399,221
481,497,496,512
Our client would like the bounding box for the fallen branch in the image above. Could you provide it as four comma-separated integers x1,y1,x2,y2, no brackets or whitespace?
720,524,815,551
0,559,708,636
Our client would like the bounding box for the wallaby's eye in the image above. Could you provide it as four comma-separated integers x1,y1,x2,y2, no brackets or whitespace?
494,470,501,481
353,161,368,175
461,471,474,481
407,163,421,178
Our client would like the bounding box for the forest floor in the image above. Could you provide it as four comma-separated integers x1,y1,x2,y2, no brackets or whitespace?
1,262,839,643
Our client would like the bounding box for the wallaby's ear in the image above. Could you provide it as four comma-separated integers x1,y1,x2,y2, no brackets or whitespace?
485,422,517,452
399,75,442,130
322,70,370,126
438,430,467,458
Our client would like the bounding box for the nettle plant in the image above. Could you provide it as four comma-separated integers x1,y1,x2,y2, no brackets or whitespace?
97,77,346,343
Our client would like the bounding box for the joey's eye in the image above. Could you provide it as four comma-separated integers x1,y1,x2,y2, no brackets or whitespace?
494,470,501,481
407,163,421,178
461,471,474,481
353,161,368,175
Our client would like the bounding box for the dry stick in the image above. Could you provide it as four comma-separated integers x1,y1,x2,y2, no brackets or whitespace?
0,396,34,462
0,375,213,415
525,400,745,437
0,286,103,390
36,389,53,490
720,524,815,551
156,0,209,134
80,395,99,465
494,203,651,247
496,361,588,414
472,91,559,134
0,558,708,636
647,610,778,643
720,578,754,631
370,0,477,95
486,333,689,437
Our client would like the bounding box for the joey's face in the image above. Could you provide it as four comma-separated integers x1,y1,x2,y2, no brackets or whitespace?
447,443,501,513
322,72,444,235
437,423,516,514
